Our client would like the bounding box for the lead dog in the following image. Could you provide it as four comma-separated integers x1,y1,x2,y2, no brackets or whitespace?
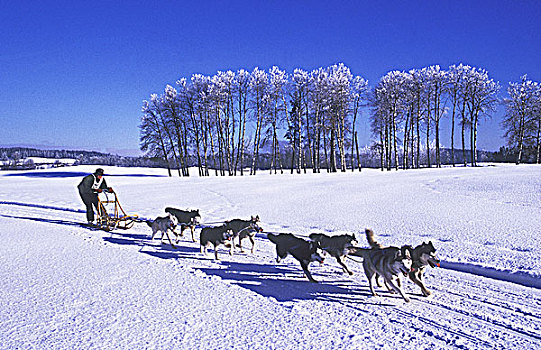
309,233,357,275
225,215,263,254
200,225,234,260
366,229,440,296
146,213,178,248
267,233,324,283
165,207,201,242
350,230,413,302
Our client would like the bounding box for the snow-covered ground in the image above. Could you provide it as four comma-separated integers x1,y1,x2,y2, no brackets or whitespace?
0,164,540,349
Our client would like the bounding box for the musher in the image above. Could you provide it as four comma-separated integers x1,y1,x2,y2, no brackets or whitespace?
77,168,113,224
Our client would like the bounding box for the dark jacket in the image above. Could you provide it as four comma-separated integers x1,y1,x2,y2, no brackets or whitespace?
77,174,108,195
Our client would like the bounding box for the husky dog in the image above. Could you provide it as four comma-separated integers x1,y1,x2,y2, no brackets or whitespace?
309,233,358,275
200,225,234,260
267,233,324,283
146,213,179,248
350,230,413,302
165,207,201,242
366,229,440,296
225,215,263,254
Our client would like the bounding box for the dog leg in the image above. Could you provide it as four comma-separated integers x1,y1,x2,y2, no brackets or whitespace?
368,275,378,297
179,225,185,237
301,262,317,283
409,271,431,296
214,245,220,260
191,225,196,242
249,235,255,254
172,229,180,243
163,230,177,249
364,264,378,296
336,256,354,275
386,277,410,302
375,273,383,287
238,237,245,253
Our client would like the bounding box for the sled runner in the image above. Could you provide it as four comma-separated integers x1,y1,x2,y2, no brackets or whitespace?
96,190,138,231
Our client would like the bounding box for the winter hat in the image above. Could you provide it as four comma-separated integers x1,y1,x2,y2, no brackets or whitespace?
95,168,105,176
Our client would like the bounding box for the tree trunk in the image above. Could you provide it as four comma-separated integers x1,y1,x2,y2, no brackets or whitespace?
535,116,541,164
355,132,361,171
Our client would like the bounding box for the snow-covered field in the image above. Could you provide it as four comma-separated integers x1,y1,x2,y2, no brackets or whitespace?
1,164,540,349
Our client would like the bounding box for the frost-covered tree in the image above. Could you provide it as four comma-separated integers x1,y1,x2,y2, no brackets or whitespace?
249,67,269,175
140,96,173,176
503,75,541,164
463,67,500,166
233,69,250,175
267,66,288,174
350,75,369,171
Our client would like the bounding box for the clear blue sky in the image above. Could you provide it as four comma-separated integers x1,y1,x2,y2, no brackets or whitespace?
1,1,540,155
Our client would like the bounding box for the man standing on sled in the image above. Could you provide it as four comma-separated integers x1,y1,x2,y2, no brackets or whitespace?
78,168,114,224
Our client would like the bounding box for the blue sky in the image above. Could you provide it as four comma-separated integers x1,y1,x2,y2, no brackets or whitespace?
1,1,540,155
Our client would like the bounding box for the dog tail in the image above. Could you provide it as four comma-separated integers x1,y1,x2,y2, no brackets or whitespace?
347,246,371,258
365,228,383,249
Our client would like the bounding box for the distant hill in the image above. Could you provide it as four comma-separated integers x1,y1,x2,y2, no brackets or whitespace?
0,147,165,170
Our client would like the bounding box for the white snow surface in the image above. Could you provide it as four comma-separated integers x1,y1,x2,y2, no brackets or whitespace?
1,164,540,349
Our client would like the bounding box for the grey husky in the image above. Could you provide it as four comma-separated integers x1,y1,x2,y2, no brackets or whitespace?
165,207,201,242
200,225,234,260
146,213,179,248
225,215,263,254
350,229,413,302
267,233,324,283
309,233,357,275
366,229,440,296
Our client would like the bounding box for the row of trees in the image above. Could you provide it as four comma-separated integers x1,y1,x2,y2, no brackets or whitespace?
140,63,540,176
371,64,500,170
140,64,369,176
502,76,541,164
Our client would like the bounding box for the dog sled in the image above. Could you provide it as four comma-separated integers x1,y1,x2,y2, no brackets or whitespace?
96,190,139,231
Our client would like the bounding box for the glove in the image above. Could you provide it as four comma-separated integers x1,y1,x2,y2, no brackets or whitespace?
108,187,114,193
96,189,103,193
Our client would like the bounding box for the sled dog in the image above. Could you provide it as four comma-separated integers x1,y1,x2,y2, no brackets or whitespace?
165,207,201,242
225,215,263,253
366,229,440,296
267,233,324,283
350,230,413,302
147,213,178,248
200,225,234,260
309,233,358,275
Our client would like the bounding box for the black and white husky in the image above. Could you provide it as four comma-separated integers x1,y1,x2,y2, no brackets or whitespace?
350,230,413,302
146,213,178,248
225,215,263,254
165,207,201,242
267,233,324,283
366,229,440,296
309,232,357,275
200,225,234,260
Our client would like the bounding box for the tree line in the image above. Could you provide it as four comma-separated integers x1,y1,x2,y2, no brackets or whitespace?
138,63,538,176
139,64,369,176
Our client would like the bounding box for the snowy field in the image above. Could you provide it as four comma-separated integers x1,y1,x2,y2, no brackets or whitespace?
0,164,540,349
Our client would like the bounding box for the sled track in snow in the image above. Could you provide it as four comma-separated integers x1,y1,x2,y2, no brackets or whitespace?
440,260,541,289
